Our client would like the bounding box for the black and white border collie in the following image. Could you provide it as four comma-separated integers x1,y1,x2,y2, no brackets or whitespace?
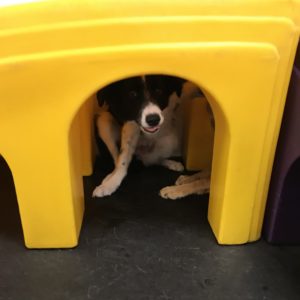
92,75,211,199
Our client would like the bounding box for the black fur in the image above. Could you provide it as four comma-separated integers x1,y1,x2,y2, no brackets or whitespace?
97,75,185,124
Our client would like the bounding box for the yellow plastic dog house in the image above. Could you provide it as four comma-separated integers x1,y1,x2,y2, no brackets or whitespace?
0,0,299,248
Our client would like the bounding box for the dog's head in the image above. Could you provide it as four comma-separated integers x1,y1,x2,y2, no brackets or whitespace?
97,75,185,134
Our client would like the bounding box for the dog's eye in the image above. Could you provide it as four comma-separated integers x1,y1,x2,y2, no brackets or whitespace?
129,91,138,98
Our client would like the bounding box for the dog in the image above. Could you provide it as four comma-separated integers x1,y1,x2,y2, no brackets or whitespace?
92,75,186,198
92,75,212,199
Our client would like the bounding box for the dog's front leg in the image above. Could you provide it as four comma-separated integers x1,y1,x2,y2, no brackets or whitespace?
175,170,211,185
96,110,120,165
93,121,140,197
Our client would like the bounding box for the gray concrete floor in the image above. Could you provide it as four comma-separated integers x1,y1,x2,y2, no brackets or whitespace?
1,156,300,300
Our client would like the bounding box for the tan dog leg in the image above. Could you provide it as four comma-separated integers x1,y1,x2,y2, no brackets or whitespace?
175,170,210,185
160,176,210,200
96,111,120,165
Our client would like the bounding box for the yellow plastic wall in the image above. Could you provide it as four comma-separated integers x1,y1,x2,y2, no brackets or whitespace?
183,96,214,171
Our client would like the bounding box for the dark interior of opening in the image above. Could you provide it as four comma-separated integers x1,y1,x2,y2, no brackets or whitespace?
81,74,216,256
0,155,23,244
85,72,215,222
294,41,300,69
279,157,300,229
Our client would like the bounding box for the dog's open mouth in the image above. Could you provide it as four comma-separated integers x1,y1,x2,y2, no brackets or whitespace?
141,125,160,134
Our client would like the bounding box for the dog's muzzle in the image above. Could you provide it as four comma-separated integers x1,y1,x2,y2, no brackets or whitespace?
141,113,161,134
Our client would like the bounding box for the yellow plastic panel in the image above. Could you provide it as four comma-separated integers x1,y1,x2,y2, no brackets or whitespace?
183,97,214,171
0,42,278,247
0,0,299,31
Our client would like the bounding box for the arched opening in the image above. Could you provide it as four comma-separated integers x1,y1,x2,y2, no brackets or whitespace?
68,73,217,238
0,155,23,245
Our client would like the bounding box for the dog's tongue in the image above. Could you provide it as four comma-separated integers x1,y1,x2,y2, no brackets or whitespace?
144,126,159,133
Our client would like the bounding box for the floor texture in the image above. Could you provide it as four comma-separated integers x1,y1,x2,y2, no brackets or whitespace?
1,155,300,300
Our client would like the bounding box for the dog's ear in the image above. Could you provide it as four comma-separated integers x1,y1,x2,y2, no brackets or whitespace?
96,83,117,107
96,89,105,106
96,85,115,107
174,78,186,97
166,76,186,98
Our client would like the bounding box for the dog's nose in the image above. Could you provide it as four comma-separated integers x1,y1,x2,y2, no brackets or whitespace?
146,113,161,127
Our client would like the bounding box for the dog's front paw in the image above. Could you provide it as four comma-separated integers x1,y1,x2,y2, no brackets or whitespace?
159,185,182,200
175,171,210,185
92,171,123,198
162,160,184,172
170,161,184,172
92,183,115,198
175,174,190,185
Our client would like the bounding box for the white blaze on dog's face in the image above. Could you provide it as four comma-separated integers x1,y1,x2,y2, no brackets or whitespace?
97,75,185,134
139,102,164,134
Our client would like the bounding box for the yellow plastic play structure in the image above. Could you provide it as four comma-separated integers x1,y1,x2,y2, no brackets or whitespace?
0,0,299,248
183,96,214,171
